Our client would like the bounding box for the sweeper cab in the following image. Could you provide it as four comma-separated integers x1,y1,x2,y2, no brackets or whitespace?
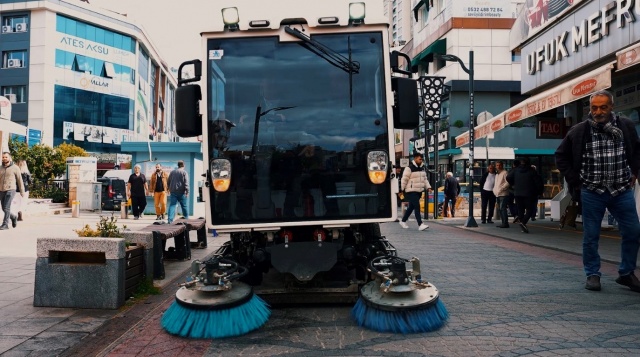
166,0,448,338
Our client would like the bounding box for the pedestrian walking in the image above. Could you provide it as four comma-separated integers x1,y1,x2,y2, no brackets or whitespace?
127,164,148,220
443,172,460,218
493,161,510,228
530,165,543,221
150,163,169,220
15,160,31,221
506,157,541,233
0,152,24,230
480,164,496,224
167,160,190,224
555,89,640,292
507,160,519,223
399,152,431,231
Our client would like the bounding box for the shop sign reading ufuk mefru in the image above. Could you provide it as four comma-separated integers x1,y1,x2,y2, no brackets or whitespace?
527,0,640,75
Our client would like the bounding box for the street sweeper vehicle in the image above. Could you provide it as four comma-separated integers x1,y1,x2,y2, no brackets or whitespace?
162,0,448,338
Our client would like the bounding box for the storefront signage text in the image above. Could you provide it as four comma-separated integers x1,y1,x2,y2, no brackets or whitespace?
537,119,564,139
527,0,637,75
60,36,109,55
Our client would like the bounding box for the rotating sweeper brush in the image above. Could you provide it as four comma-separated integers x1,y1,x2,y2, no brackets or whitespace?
352,255,448,333
161,257,270,339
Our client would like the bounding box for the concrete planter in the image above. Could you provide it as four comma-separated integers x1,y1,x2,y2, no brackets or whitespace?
33,232,154,310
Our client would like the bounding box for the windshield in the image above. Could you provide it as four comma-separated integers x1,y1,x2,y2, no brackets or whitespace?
206,31,390,225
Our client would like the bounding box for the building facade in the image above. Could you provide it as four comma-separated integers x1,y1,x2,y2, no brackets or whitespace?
0,0,177,165
384,0,413,47
491,0,640,196
401,0,529,187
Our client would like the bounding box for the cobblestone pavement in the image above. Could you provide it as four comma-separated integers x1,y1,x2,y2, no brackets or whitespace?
80,220,640,357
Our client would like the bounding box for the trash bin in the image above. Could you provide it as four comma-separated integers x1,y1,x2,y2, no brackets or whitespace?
71,201,80,218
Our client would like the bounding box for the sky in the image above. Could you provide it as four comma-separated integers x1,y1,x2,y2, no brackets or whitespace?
90,0,205,71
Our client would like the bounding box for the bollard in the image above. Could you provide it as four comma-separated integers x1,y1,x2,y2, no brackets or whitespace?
538,202,545,220
120,202,129,219
71,201,80,218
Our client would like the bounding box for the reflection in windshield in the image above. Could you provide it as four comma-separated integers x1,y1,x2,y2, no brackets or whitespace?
207,32,390,225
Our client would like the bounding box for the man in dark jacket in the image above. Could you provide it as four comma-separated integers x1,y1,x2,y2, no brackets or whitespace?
555,90,640,293
507,157,540,233
443,172,460,218
167,160,190,224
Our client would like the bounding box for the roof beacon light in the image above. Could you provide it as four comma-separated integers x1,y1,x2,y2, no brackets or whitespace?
367,151,388,184
222,7,240,30
349,2,366,23
211,159,232,192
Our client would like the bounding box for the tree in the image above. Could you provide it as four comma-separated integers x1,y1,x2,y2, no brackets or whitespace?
56,143,89,162
8,138,29,160
27,144,64,181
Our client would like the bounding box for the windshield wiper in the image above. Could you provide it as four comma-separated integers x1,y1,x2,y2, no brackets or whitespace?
285,27,360,74
285,27,360,107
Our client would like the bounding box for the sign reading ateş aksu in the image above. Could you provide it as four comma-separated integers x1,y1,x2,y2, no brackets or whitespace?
527,0,638,75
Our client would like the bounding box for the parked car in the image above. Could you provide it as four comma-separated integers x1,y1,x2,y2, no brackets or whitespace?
98,176,127,210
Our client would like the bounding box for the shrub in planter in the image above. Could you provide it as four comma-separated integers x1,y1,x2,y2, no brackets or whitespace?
74,215,127,238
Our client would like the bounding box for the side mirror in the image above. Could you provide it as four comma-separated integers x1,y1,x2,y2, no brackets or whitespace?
175,60,203,137
175,84,202,137
390,51,414,76
392,77,419,129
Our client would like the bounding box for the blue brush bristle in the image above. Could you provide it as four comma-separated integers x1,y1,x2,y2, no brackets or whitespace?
352,297,448,334
161,294,271,339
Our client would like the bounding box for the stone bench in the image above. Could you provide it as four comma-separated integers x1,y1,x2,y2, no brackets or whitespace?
139,223,189,280
173,217,207,248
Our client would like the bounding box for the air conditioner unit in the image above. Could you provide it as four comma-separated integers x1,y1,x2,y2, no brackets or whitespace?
15,23,27,32
6,94,17,104
7,59,22,68
1,26,12,33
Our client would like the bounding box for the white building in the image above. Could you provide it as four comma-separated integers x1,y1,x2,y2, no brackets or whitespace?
401,0,534,186
0,0,177,162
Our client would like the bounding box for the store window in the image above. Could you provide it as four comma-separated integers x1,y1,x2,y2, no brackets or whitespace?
2,50,27,68
1,14,28,33
1,85,27,103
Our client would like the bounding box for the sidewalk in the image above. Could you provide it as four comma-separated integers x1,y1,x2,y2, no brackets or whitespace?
0,207,224,356
0,205,628,356
422,213,622,266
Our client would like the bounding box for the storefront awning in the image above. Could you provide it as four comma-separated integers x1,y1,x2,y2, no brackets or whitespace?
410,39,446,68
617,42,640,71
460,147,514,160
455,61,615,148
514,149,556,155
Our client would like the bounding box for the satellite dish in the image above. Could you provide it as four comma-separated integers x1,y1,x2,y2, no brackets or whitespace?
476,111,494,125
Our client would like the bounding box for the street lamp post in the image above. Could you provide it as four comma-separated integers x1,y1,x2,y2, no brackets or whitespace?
436,51,477,227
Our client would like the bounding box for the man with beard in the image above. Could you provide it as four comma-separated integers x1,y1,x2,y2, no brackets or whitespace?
556,90,640,292
0,153,25,230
